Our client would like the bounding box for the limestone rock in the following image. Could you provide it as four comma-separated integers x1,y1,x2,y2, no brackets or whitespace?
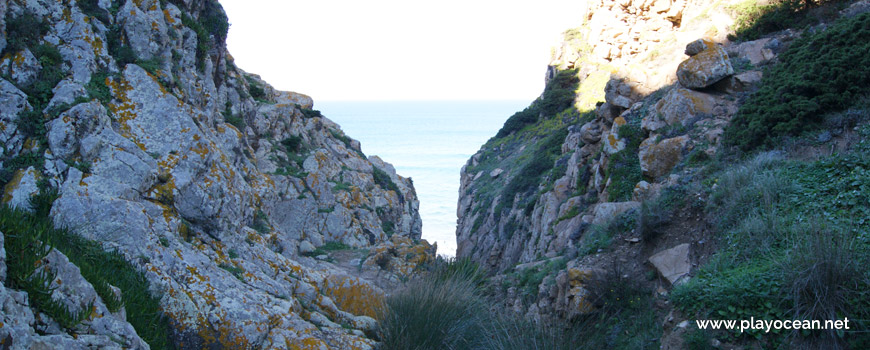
490,168,504,178
0,49,40,86
0,231,5,282
676,39,734,89
729,38,776,66
645,86,715,132
580,121,603,144
602,116,628,155
0,79,29,158
1,167,41,211
591,201,640,225
639,135,689,178
649,243,691,284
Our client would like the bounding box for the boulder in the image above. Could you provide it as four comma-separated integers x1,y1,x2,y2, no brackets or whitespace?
649,243,691,284
1,167,41,211
676,39,734,89
602,116,628,155
729,38,776,66
591,201,640,225
645,87,715,132
490,168,504,178
639,135,689,178
0,79,29,157
580,121,603,144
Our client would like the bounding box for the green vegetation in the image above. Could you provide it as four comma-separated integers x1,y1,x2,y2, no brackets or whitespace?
1,200,173,349
378,257,660,349
381,220,395,236
301,241,352,258
372,166,400,194
219,263,245,281
87,70,115,105
725,12,870,151
672,141,870,346
499,128,568,215
250,209,270,234
2,11,50,55
378,267,489,349
496,69,579,138
299,108,323,119
245,76,267,102
577,210,636,256
510,258,567,299
728,0,845,42
180,1,229,71
606,119,644,201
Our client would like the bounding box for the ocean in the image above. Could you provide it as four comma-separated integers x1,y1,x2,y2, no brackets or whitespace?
316,100,530,257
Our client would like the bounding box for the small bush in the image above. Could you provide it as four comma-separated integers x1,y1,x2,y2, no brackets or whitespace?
219,263,244,281
0,204,174,349
496,69,578,138
606,120,644,201
321,241,351,251
378,276,489,349
106,24,138,66
250,209,269,234
780,224,865,346
372,166,400,194
637,200,670,242
281,135,304,152
87,70,114,105
501,128,568,208
245,76,267,101
725,12,870,151
3,11,50,55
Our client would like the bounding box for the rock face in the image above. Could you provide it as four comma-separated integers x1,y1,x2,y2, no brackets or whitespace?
0,0,428,348
676,39,734,89
0,231,149,350
456,0,783,321
639,135,689,178
649,243,692,284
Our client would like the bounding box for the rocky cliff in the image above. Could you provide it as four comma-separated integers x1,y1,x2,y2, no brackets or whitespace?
456,0,749,272
455,0,869,322
0,0,431,348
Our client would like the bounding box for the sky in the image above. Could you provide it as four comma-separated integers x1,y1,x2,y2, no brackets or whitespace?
219,0,587,101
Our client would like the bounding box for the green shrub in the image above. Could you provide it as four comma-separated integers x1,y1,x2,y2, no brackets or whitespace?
299,108,323,118
250,209,269,234
281,135,304,152
136,57,163,76
606,120,644,201
77,0,112,23
501,128,568,208
179,1,230,70
0,205,174,349
321,241,351,251
106,25,138,66
495,69,578,138
727,0,844,42
725,12,870,151
372,166,400,194
245,76,267,101
219,263,244,281
378,275,489,349
87,70,114,105
381,220,395,236
780,224,866,346
3,11,50,55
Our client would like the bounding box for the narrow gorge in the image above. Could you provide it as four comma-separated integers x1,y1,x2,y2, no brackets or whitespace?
2,0,870,349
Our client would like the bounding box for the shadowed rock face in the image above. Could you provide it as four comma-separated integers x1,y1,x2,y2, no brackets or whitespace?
0,0,427,348
454,0,792,322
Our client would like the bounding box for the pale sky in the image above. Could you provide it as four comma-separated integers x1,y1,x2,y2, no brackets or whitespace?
219,0,587,101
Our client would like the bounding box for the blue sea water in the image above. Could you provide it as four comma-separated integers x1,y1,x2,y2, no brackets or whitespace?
317,100,530,256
